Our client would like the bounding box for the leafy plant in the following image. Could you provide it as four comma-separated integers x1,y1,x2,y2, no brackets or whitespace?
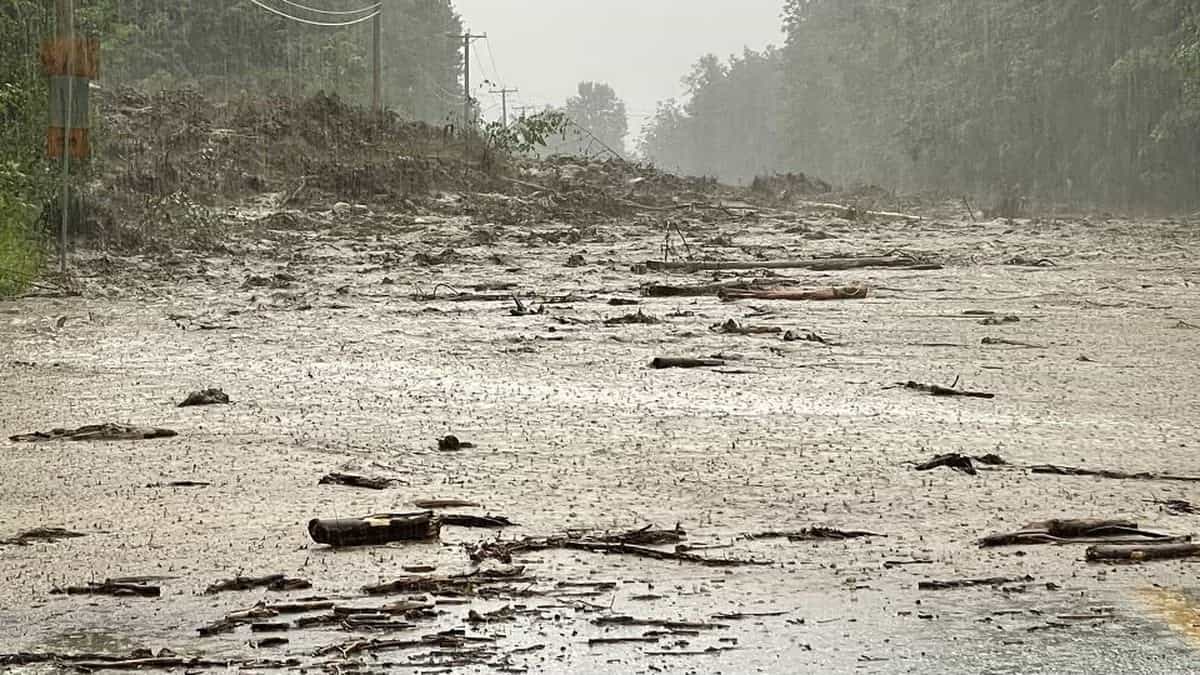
482,110,571,156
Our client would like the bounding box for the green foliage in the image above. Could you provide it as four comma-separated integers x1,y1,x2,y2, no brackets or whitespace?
643,1,1200,209
483,110,571,156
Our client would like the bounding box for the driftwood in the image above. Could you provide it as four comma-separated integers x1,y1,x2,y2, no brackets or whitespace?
440,514,516,529
743,527,883,541
1030,464,1200,483
642,281,769,298
712,319,780,335
643,255,929,273
318,473,395,490
720,285,869,302
308,512,440,547
197,605,280,636
177,388,230,407
1086,543,1200,562
795,200,922,222
982,337,1044,348
783,329,831,344
333,600,434,616
1148,499,1199,515
145,480,210,488
914,452,1006,475
979,519,1179,547
711,610,790,620
588,636,659,645
470,526,765,567
0,650,297,670
51,581,160,598
918,575,1033,590
593,616,727,630
604,310,661,326
10,423,177,442
362,566,528,596
204,574,311,594
0,527,86,546
894,381,995,399
650,357,726,369
563,541,765,566
314,631,487,657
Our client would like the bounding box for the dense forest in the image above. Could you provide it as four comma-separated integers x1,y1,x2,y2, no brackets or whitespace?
0,0,465,292
642,0,1200,209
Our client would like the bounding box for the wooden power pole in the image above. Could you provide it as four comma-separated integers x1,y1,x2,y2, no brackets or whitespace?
490,87,518,127
448,31,486,130
371,12,382,113
54,0,74,274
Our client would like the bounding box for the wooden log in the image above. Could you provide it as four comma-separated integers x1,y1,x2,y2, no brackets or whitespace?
52,581,160,598
1086,543,1200,562
896,381,995,399
1030,464,1200,482
719,285,869,302
204,574,310,594
318,472,394,490
439,514,515,528
918,575,1033,590
796,200,923,222
650,357,726,369
308,512,440,547
644,256,929,273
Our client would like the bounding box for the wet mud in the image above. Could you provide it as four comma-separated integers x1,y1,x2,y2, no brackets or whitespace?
2,202,1200,673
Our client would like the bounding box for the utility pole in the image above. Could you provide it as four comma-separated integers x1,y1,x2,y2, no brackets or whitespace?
490,87,518,127
371,12,382,113
447,31,486,130
54,0,74,274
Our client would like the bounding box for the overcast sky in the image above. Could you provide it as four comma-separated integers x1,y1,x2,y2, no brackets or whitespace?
452,1,785,138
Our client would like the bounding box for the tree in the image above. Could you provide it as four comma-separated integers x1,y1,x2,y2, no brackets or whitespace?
563,81,628,156
642,0,1200,209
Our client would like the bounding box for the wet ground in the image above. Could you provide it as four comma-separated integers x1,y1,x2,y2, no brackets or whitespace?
2,202,1200,673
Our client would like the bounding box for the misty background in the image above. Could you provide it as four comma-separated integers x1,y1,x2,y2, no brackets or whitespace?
3,0,1200,212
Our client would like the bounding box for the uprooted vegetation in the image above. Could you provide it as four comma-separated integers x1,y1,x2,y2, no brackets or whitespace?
62,88,843,256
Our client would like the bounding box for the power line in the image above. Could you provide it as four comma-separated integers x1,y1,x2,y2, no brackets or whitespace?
483,38,504,86
273,0,380,16
249,0,380,27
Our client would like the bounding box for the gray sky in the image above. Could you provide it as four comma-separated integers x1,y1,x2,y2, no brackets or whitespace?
452,0,785,139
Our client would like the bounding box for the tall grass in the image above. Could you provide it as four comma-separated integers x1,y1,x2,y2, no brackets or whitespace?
0,195,43,297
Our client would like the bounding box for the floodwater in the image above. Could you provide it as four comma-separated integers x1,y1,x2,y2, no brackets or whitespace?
2,204,1199,673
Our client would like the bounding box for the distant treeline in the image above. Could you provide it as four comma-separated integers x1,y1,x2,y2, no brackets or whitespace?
641,1,1200,209
2,0,463,124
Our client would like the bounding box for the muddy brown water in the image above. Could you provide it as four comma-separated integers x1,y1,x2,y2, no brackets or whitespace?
2,207,1199,674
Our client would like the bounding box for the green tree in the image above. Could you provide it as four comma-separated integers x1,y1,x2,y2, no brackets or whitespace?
563,81,628,156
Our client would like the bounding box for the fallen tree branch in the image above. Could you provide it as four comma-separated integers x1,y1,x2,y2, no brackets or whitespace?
51,581,160,598
204,574,311,594
1086,543,1200,562
914,452,1006,475
0,527,86,546
742,527,883,541
795,200,923,222
979,519,1179,547
918,575,1033,590
650,357,727,369
471,526,766,567
10,423,177,442
318,473,396,490
892,381,995,399
719,285,869,302
1030,464,1200,482
644,255,929,274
